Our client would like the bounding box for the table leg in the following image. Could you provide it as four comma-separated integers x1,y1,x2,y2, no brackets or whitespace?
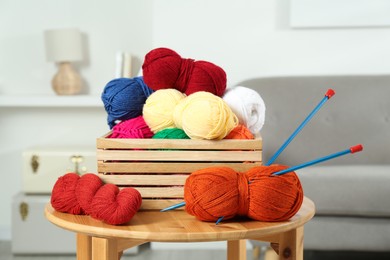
227,240,246,260
278,226,304,260
92,237,118,260
77,233,92,260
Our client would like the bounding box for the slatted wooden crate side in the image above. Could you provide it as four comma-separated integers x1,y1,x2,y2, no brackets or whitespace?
96,132,263,150
97,149,262,162
96,133,263,210
141,199,185,210
97,161,263,174
99,173,188,186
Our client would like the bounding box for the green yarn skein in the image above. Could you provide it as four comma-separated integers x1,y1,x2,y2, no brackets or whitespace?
152,128,190,139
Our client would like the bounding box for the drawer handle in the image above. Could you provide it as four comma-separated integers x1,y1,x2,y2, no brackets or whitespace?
70,155,84,175
31,155,39,173
19,202,29,221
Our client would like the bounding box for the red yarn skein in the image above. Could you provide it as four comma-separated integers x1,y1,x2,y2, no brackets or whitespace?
51,173,84,215
91,184,142,225
184,165,303,222
142,47,227,97
75,173,104,215
51,173,142,225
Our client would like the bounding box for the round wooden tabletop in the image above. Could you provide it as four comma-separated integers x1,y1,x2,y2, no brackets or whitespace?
45,197,315,243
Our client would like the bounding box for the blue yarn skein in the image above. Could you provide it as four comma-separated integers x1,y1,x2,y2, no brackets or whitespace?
101,76,154,129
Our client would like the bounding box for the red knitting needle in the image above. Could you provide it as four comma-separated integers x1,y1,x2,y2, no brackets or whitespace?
265,88,335,166
272,144,363,176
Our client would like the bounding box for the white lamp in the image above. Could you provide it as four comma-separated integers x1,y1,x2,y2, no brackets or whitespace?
44,28,83,95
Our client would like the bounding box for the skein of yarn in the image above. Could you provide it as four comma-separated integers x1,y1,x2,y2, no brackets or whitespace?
173,91,238,140
51,173,142,225
110,116,154,139
152,128,190,139
51,173,84,215
223,86,266,135
90,183,142,225
184,165,303,222
143,89,186,133
101,76,154,129
142,47,227,97
224,124,254,139
75,173,103,215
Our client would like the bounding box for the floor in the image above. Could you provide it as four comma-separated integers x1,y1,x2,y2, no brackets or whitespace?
2,240,390,260
0,241,258,260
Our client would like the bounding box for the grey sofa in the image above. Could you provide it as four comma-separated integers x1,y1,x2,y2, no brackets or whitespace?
239,75,390,252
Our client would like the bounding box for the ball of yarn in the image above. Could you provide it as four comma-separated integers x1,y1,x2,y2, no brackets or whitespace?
174,91,238,140
184,165,303,222
143,89,186,133
245,165,303,221
152,128,190,139
224,124,254,139
223,86,266,135
91,184,142,225
101,76,154,129
142,47,227,97
51,173,84,215
110,116,154,139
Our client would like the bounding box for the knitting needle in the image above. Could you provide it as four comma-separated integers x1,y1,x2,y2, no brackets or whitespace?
215,216,224,225
161,145,363,216
160,201,185,212
272,144,363,176
265,89,335,166
215,143,362,224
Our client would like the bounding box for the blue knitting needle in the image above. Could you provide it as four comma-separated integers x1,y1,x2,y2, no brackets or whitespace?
160,201,185,212
162,145,363,221
272,144,363,176
216,145,363,224
265,89,335,166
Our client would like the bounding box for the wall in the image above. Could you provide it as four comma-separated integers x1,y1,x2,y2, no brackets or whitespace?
152,0,390,87
0,0,153,239
1,0,390,241
0,0,153,95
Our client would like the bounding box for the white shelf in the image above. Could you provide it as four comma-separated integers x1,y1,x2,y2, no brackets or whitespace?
0,95,104,108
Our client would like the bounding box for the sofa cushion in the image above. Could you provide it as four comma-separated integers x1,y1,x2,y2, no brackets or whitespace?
297,165,390,217
304,216,390,251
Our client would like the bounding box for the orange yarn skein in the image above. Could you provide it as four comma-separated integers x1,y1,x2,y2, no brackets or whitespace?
184,165,303,222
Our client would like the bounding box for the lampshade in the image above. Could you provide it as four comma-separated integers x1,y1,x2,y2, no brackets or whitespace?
44,28,83,62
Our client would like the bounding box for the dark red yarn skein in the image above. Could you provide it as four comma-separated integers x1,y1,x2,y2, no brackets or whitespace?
184,165,304,222
51,173,84,215
51,173,142,225
142,47,227,97
91,184,142,225
75,173,103,215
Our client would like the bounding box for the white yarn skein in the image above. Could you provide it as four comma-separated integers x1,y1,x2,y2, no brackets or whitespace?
222,86,266,135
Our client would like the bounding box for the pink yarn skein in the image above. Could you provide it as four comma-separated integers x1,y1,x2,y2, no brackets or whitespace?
110,116,154,138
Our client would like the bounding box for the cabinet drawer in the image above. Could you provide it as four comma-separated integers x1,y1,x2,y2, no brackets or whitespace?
12,193,139,255
22,147,97,194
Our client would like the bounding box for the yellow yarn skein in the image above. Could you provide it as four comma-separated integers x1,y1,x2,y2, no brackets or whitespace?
174,91,238,140
143,89,186,133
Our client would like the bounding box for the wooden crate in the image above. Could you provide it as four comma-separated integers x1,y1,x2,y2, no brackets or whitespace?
96,132,262,210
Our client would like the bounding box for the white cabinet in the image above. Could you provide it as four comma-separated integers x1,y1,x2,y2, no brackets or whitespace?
0,95,108,247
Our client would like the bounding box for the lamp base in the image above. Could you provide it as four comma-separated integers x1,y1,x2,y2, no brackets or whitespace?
52,62,82,95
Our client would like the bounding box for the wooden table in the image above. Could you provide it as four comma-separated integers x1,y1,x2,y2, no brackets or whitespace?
44,197,315,260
